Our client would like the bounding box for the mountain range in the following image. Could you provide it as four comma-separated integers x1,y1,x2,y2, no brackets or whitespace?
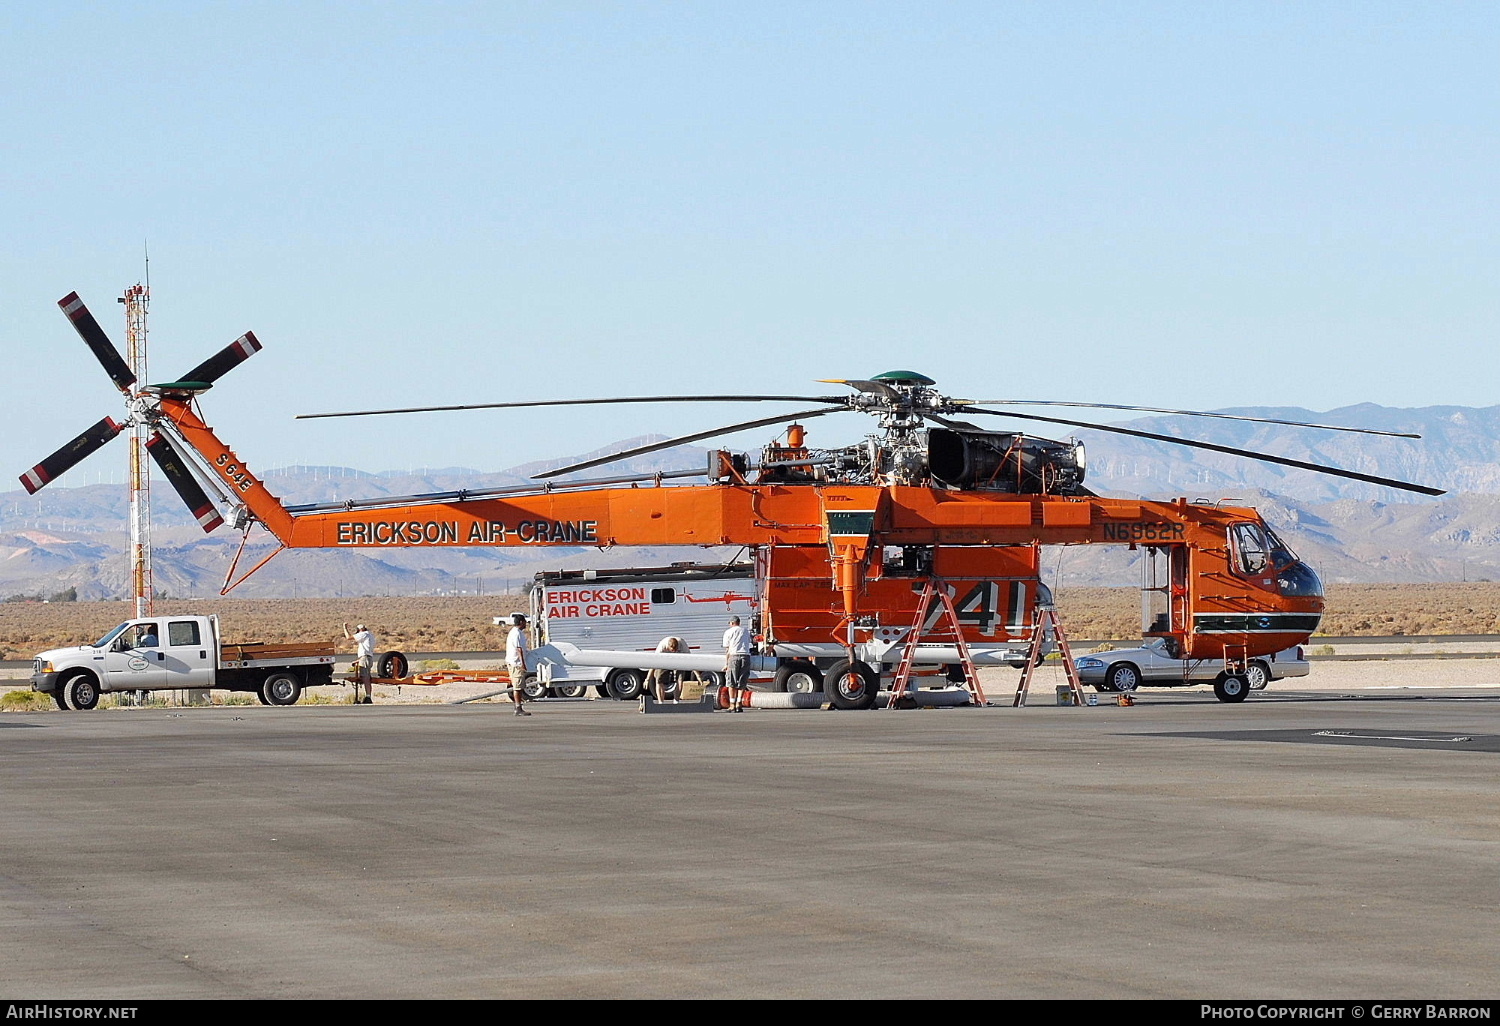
4,404,1498,599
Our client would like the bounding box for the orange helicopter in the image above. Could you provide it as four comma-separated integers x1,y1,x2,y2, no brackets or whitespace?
21,293,1443,706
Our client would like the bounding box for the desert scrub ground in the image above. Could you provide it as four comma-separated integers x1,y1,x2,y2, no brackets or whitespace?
3,584,1499,658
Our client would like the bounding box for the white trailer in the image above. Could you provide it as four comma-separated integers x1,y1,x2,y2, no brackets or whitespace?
520,563,756,700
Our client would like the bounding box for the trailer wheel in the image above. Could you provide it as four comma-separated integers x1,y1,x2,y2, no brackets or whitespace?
61,672,99,711
825,659,878,710
1214,674,1250,703
593,684,610,699
376,651,408,679
605,668,646,701
261,672,303,706
773,661,823,694
555,684,588,699
521,676,549,700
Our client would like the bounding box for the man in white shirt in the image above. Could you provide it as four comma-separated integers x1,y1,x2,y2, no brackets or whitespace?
722,616,752,712
506,614,532,716
343,622,376,704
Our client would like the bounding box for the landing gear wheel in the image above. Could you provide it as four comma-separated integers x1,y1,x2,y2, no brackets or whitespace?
605,668,646,701
62,673,99,711
1245,662,1270,691
773,661,823,694
825,659,878,710
521,676,549,700
260,672,303,706
1214,674,1250,703
555,684,588,699
1106,663,1141,693
376,651,408,679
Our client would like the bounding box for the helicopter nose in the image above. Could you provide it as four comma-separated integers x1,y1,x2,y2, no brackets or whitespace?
1277,560,1324,600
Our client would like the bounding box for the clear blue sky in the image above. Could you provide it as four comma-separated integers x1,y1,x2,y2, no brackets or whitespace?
3,1,1496,487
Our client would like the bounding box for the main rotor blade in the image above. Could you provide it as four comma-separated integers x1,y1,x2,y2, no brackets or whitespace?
58,292,135,392
963,408,1446,497
176,332,263,386
19,417,125,494
146,433,225,533
297,394,846,420
968,400,1420,439
533,407,844,480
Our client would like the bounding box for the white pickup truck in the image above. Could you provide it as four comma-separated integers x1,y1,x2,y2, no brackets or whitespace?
31,614,338,710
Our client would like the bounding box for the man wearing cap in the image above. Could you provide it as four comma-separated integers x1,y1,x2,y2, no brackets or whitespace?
506,613,532,716
343,621,376,704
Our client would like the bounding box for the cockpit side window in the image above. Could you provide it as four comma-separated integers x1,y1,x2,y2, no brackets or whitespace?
1230,523,1270,576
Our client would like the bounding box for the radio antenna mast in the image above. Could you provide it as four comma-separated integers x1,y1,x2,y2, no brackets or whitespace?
120,255,152,616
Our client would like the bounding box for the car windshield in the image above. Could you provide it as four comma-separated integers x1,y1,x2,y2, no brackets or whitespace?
92,622,130,648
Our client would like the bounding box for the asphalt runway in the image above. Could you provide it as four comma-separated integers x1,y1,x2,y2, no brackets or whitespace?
4,684,1500,999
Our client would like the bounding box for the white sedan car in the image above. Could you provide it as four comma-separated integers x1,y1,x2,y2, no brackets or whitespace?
1073,638,1309,702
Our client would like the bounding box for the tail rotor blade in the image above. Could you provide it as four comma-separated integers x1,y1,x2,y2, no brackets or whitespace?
58,292,136,392
176,331,263,386
19,417,125,494
145,433,225,532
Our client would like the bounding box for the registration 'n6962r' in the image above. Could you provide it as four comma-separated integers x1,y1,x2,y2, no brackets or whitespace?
1102,521,1186,542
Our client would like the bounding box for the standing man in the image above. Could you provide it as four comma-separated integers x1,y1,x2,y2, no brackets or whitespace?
506,613,532,716
343,622,376,704
722,615,752,712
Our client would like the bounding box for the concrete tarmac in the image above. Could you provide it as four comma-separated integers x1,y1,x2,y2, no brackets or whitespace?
3,676,1500,999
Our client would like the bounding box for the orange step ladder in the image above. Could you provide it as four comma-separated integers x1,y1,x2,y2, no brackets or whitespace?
1013,606,1087,707
887,578,987,708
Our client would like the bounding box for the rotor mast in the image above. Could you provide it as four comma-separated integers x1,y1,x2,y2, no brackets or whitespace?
121,283,152,617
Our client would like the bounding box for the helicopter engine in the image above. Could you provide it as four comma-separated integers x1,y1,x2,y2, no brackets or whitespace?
927,427,1088,495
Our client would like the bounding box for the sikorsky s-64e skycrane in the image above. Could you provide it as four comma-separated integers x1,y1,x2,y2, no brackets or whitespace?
22,292,1444,705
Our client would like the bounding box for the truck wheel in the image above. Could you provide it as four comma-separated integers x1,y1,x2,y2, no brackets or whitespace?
255,690,271,706
1245,662,1270,690
62,672,99,711
260,672,303,706
1214,674,1250,703
376,651,408,679
825,659,878,710
605,668,645,701
555,684,588,699
773,661,823,694
1107,663,1141,693
521,676,549,700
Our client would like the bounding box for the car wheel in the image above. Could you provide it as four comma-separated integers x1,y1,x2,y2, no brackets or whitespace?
1245,662,1270,690
772,660,823,694
1106,663,1141,693
825,659,878,710
1214,674,1250,703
